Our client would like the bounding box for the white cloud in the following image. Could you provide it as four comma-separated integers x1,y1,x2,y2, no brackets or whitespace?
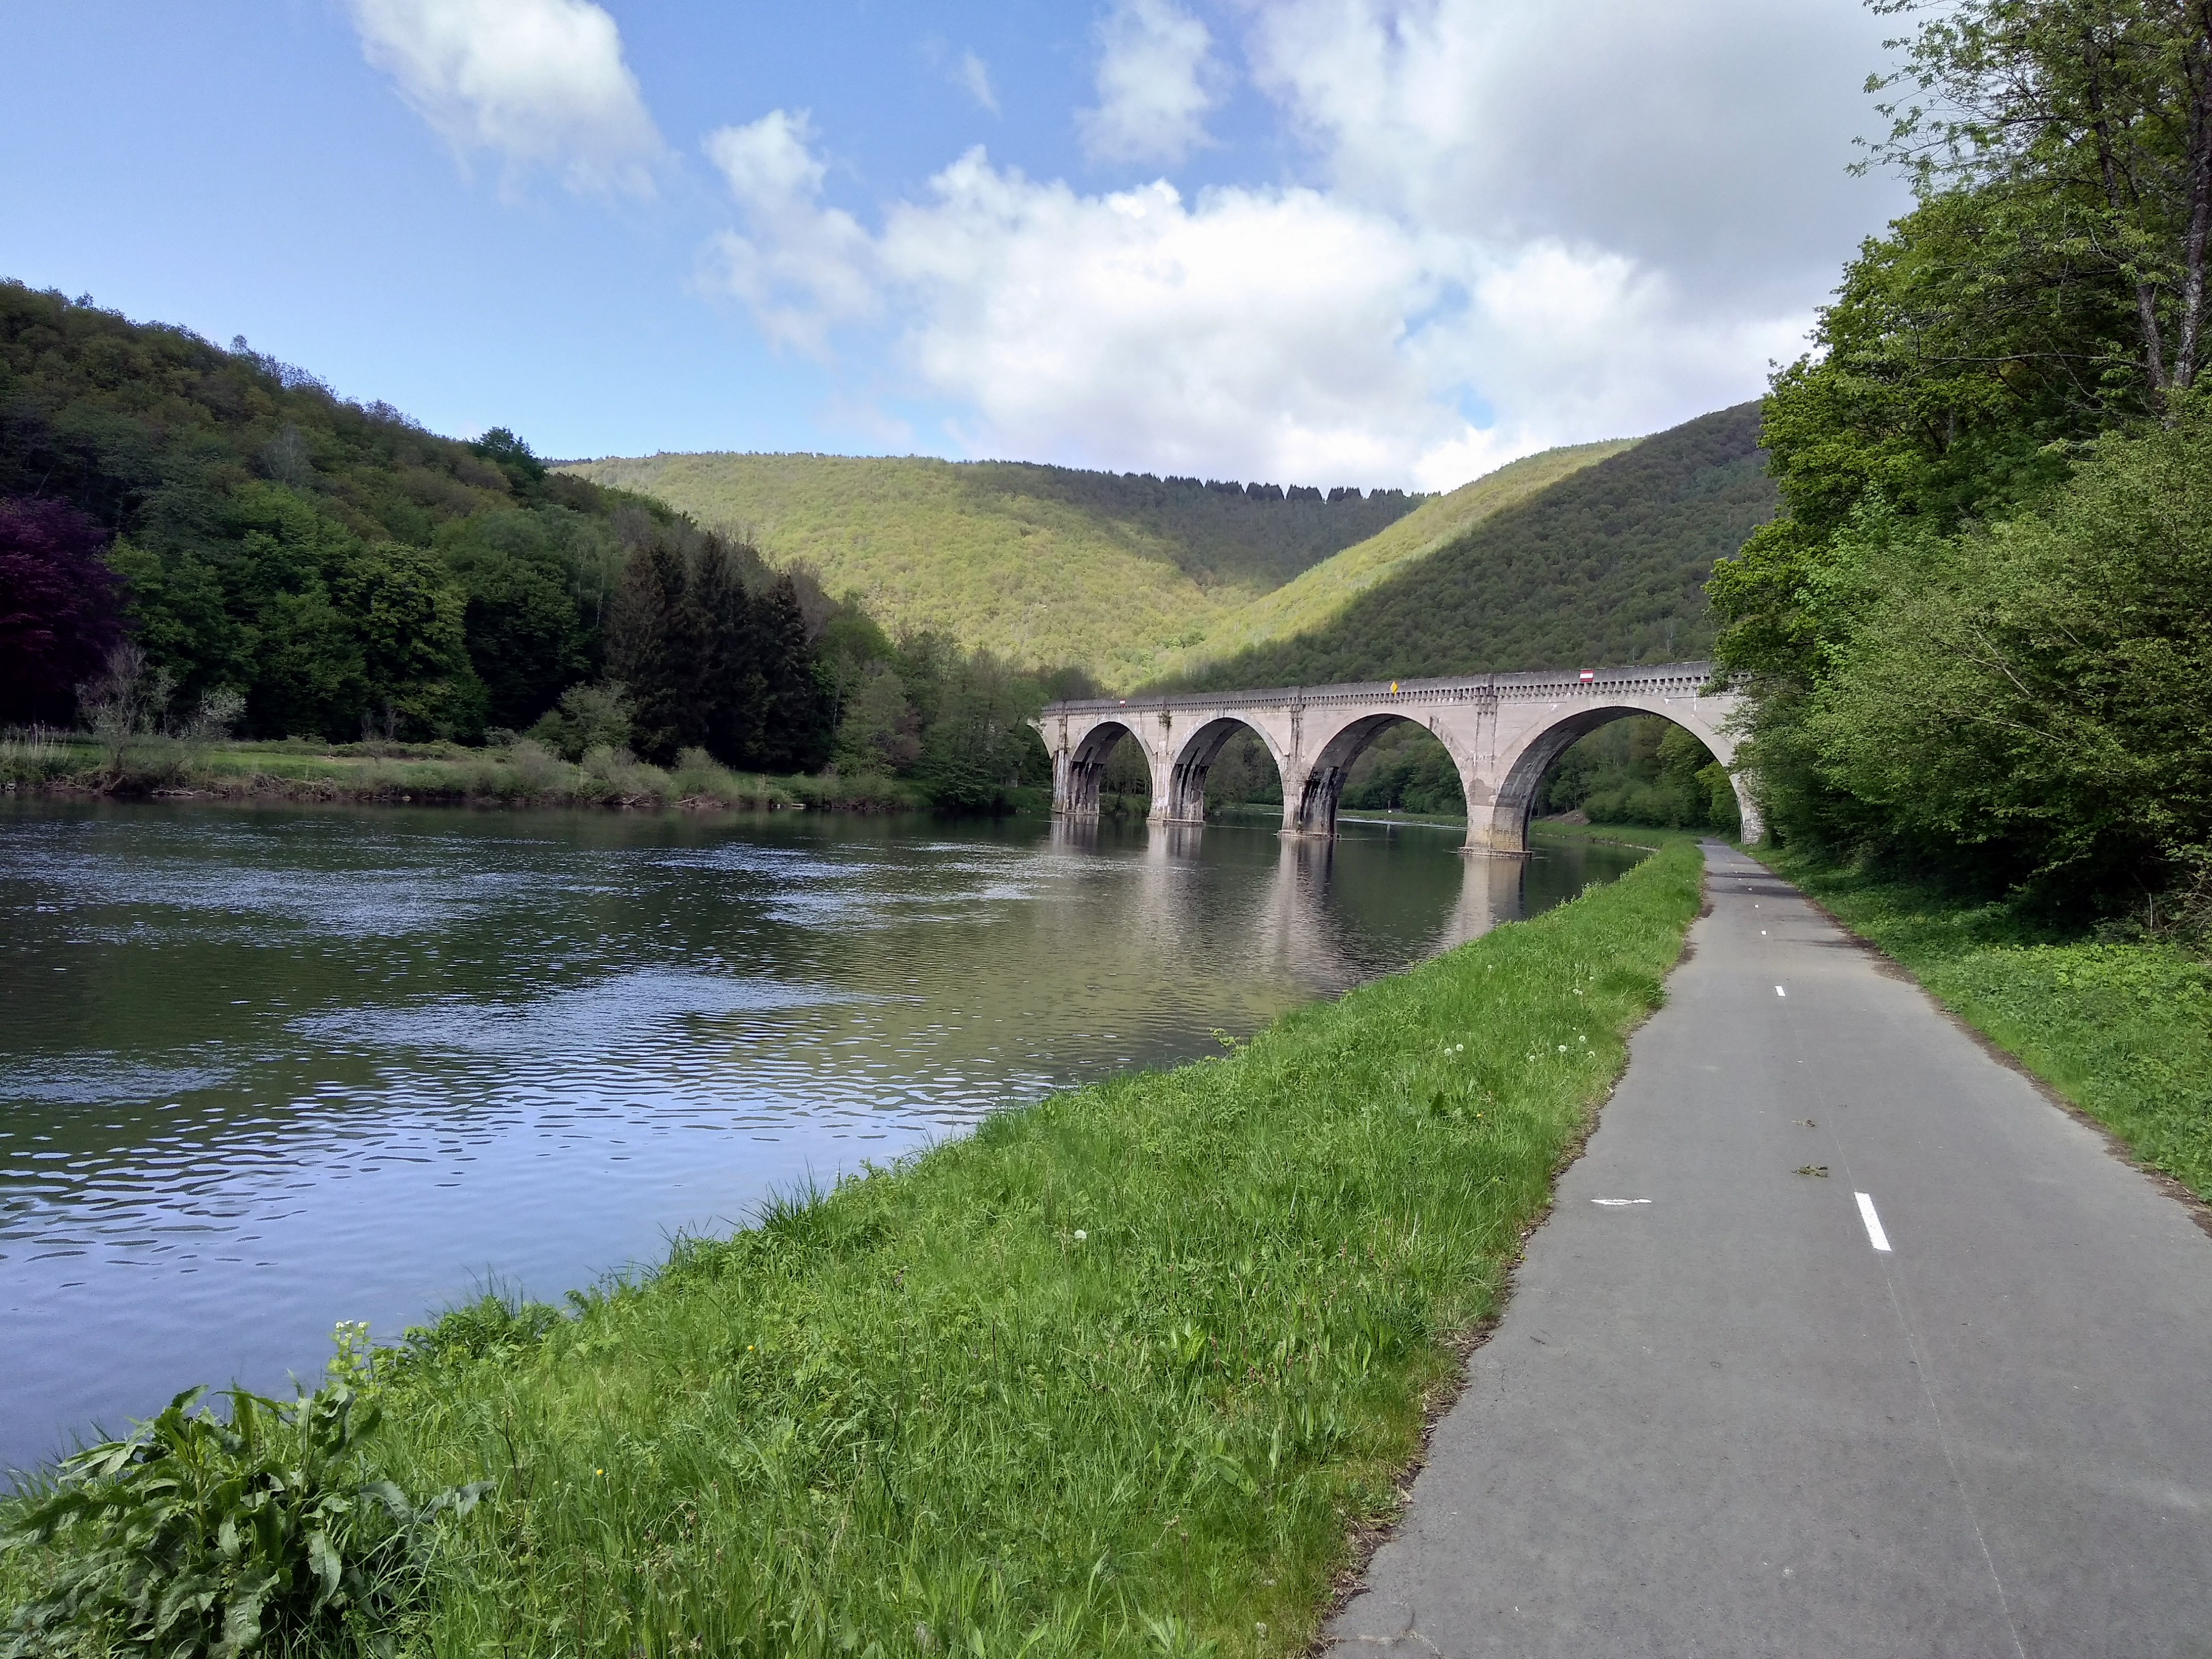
956,50,1000,114
702,112,879,355
700,2,1905,487
1242,0,1906,313
1078,0,1221,166
351,0,663,195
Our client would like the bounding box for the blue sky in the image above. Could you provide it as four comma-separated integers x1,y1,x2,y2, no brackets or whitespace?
2,1,1910,488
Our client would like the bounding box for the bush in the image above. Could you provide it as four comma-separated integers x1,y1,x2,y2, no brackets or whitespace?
0,1379,485,1659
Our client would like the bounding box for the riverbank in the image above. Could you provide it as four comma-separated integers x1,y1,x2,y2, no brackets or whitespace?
2,841,1704,1656
1755,848,2212,1205
0,733,945,815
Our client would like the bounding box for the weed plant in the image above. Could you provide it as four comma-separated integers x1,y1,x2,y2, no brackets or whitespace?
313,843,1705,1656
1763,848,2212,1200
1,1368,486,1659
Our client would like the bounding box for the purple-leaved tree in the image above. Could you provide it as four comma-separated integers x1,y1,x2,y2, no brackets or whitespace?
0,497,130,726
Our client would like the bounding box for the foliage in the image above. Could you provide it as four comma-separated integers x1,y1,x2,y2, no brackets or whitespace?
1202,730,1285,810
0,1379,485,1659
819,627,1050,811
524,680,632,763
1538,718,1741,834
0,496,127,725
1149,441,1634,684
1865,0,2212,409
564,453,1428,685
0,285,853,768
1764,842,2212,1200
1158,404,1775,692
1340,725,1465,817
601,521,837,770
301,844,1704,1656
1794,405,2212,892
0,283,671,741
1711,0,2212,914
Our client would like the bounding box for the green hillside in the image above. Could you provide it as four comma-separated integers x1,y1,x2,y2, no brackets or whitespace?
560,452,1421,683
1152,403,1775,690
1147,439,1633,683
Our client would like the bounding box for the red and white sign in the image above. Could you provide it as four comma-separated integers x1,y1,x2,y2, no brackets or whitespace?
1579,671,1596,682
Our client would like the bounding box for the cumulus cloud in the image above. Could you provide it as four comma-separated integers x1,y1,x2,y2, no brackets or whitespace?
702,112,879,356
702,118,1799,486
1078,0,1221,165
351,0,663,195
700,1,1905,486
1242,0,1906,314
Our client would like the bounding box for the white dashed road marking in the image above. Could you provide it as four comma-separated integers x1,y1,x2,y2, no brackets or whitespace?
1855,1192,1893,1253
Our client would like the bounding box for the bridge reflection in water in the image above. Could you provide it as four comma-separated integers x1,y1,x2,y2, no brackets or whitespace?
1045,815,1618,991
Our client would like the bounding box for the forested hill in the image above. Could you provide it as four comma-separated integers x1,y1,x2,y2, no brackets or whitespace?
562,451,1423,684
0,282,835,768
1149,403,1775,691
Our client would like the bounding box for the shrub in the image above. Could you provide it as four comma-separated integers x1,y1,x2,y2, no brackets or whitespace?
0,1380,485,1659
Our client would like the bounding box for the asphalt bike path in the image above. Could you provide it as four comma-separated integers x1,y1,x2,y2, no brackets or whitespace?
1325,842,2212,1657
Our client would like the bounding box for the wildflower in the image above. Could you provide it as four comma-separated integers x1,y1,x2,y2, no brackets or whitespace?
1557,1044,1569,1053
1073,1229,1087,1242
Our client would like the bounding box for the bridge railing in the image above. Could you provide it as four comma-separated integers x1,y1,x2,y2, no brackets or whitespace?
1038,661,1728,719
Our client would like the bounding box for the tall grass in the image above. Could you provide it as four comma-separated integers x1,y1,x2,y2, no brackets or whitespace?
3,738,803,813
277,842,1702,1656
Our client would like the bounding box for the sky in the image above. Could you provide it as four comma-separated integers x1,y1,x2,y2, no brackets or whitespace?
1,1,1912,490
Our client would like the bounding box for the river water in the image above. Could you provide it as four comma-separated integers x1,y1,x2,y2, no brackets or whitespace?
0,801,1640,1474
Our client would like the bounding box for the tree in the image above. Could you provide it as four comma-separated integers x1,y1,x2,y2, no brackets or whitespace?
1867,0,2212,409
1801,398,2212,890
0,496,129,724
338,542,482,740
1713,0,2212,872
605,531,706,764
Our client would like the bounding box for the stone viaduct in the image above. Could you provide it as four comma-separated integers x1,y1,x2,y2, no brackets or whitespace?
1032,663,1757,852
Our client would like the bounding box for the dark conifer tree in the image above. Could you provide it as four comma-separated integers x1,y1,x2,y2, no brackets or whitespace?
751,573,834,772
690,535,766,767
606,531,707,763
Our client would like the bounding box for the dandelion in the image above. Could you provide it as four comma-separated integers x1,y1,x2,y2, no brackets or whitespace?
1074,1229,1087,1242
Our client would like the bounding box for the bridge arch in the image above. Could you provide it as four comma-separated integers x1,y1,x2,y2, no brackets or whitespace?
1481,701,1753,853
1057,718,1160,818
1160,716,1292,824
1283,710,1477,840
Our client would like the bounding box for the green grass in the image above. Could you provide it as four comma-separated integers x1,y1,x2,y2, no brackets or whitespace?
0,842,1704,1656
1759,848,2212,1203
1,737,803,813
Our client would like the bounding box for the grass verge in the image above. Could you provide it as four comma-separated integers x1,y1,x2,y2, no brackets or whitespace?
0,737,1036,817
2,844,1705,1657
1756,847,2212,1204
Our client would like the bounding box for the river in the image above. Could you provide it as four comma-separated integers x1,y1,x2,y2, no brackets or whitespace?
0,801,1640,1474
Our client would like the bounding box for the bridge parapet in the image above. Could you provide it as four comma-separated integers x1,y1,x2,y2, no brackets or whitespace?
1032,661,1758,849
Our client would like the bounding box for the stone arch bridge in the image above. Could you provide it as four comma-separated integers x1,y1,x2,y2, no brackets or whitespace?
1033,663,1757,852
